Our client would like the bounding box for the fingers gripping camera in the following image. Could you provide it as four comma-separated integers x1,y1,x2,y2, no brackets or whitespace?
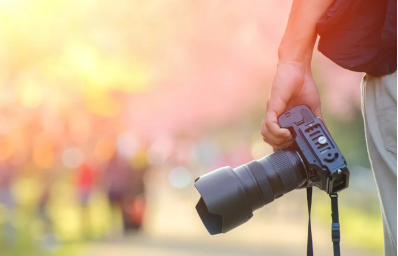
278,105,349,194
194,105,349,235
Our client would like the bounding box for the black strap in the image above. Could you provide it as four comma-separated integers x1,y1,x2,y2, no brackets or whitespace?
330,193,341,256
306,189,341,256
306,187,313,256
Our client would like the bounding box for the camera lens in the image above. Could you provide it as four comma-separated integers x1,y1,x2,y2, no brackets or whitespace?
195,149,307,235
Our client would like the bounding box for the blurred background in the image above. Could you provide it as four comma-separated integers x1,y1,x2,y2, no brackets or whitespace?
0,0,383,255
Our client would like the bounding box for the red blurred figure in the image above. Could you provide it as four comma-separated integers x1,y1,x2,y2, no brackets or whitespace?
75,162,97,239
76,163,97,207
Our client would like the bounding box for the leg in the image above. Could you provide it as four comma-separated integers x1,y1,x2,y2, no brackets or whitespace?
362,71,397,255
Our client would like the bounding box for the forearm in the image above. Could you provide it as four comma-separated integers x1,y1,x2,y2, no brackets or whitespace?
278,0,334,65
263,0,332,148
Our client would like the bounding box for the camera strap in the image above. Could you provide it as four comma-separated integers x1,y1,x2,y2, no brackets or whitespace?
330,193,341,256
306,188,341,256
306,187,313,256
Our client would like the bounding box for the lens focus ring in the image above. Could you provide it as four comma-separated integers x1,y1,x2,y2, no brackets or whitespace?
246,149,306,206
245,161,274,205
269,150,301,194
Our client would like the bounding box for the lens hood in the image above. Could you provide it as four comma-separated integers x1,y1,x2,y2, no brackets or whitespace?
194,167,253,234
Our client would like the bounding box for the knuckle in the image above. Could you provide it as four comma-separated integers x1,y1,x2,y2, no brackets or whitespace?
261,120,267,128
261,127,268,136
261,124,272,134
262,136,271,144
265,120,275,131
275,139,288,147
264,115,270,125
261,115,267,123
272,144,283,150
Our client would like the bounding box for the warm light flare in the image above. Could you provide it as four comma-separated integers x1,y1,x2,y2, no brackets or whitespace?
18,81,43,108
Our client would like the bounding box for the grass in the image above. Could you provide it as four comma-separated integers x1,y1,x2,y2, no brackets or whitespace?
0,205,85,256
0,177,120,256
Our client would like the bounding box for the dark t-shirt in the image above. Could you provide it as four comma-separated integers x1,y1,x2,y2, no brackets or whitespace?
317,0,397,76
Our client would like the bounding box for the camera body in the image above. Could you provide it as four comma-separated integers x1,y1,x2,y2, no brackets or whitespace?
194,105,349,235
278,105,349,194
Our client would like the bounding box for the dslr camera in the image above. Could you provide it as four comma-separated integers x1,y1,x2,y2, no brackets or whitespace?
194,105,349,234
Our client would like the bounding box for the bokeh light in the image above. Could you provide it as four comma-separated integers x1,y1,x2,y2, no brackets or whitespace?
62,147,84,169
146,135,174,166
116,132,139,159
169,167,192,189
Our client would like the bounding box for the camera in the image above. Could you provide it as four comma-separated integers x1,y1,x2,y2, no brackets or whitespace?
194,105,349,235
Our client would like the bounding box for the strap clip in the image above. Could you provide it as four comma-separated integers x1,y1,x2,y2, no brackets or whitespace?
331,222,340,242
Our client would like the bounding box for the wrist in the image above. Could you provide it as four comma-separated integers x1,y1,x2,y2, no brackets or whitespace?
276,59,312,75
278,35,315,65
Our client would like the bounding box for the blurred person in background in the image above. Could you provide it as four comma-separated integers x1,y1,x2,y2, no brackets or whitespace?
75,161,98,239
37,172,59,251
0,160,17,245
124,148,149,233
261,0,396,255
103,152,134,235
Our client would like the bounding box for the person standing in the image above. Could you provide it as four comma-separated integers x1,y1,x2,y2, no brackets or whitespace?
261,0,396,255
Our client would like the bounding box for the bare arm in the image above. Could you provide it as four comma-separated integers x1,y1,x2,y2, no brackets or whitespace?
279,0,334,63
261,0,334,149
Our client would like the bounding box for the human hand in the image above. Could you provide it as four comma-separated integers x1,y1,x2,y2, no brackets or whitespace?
261,60,325,150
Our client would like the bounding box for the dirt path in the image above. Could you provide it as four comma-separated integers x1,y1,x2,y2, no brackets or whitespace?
83,235,314,256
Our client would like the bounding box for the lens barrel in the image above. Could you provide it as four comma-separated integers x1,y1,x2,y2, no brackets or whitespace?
195,149,307,235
